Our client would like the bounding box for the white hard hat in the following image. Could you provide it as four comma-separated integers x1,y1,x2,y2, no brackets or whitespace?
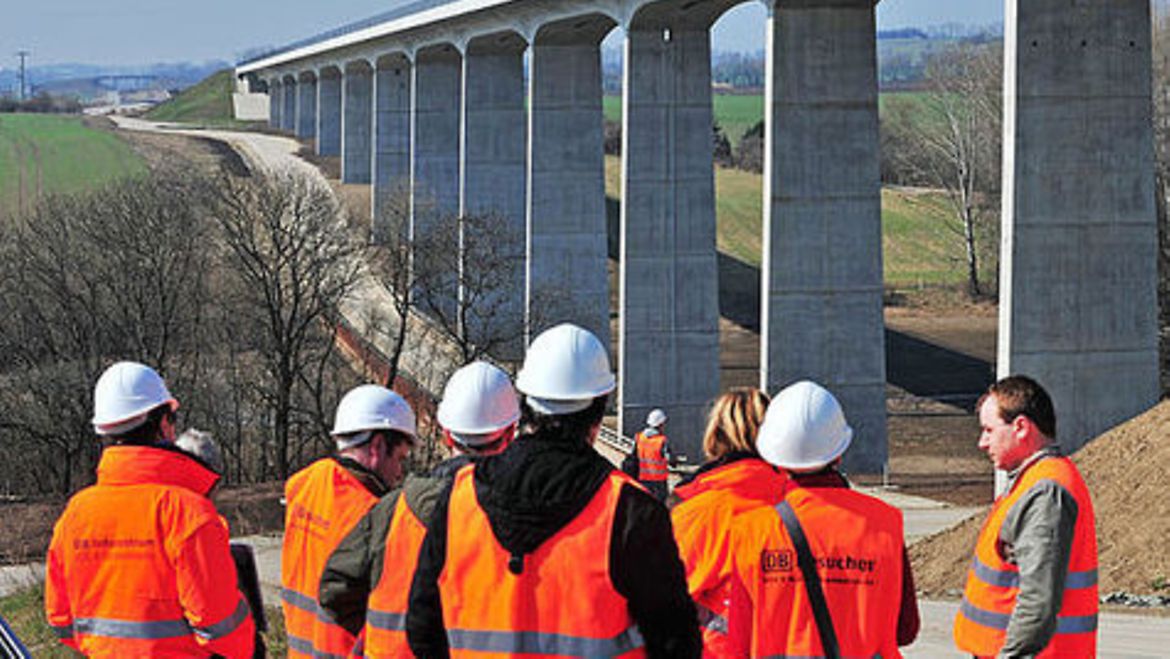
332,384,416,449
515,323,615,415
437,362,520,446
646,408,667,428
92,361,179,436
757,380,853,471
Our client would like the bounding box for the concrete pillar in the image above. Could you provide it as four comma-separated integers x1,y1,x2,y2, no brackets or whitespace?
1000,0,1158,454
373,55,412,239
463,36,527,358
620,26,720,461
282,77,297,132
527,19,612,352
412,45,463,321
317,68,342,157
297,74,317,139
343,62,373,184
764,0,886,473
269,80,282,129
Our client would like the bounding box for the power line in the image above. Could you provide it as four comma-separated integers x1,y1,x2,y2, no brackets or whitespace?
16,50,30,101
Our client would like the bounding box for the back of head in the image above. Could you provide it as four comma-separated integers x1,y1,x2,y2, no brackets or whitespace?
332,384,417,450
176,429,225,475
92,360,179,440
702,387,770,461
438,361,520,451
515,324,614,442
757,381,853,472
982,375,1056,440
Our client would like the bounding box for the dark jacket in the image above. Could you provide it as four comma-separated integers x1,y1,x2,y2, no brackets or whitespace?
406,432,701,658
318,456,471,635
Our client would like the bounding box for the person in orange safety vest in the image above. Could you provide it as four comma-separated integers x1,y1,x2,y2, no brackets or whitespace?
281,384,416,658
45,361,255,658
318,361,520,658
725,380,919,658
635,408,670,501
406,323,701,658
953,375,1098,658
669,387,788,656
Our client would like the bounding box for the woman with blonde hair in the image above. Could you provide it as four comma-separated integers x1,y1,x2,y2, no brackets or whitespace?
670,387,789,656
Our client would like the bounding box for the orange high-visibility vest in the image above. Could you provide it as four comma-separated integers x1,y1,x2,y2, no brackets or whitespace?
282,458,380,658
729,486,904,658
44,445,254,658
636,432,668,482
357,491,428,658
954,456,1098,657
438,464,647,657
671,457,788,657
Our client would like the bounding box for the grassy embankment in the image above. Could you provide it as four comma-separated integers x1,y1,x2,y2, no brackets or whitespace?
0,114,147,217
144,69,263,129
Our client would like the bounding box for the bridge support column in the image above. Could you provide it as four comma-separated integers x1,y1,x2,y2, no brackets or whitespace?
317,68,342,157
1000,0,1158,454
527,22,611,352
764,0,886,473
343,63,373,184
296,75,317,139
282,79,297,132
619,26,719,461
373,55,412,240
463,37,526,359
268,80,281,129
413,45,463,322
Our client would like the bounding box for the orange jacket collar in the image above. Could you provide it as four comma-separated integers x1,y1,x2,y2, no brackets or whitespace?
673,456,783,501
97,445,220,495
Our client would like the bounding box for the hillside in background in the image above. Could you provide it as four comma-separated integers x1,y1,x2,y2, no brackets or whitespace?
144,69,244,125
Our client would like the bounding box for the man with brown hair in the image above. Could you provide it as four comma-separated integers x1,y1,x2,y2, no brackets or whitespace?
954,375,1099,657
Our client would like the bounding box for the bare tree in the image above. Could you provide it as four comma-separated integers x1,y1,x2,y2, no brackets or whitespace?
884,43,1002,298
413,211,526,365
209,171,363,478
0,175,215,493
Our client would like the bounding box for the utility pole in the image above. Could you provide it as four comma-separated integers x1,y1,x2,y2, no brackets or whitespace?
16,50,29,101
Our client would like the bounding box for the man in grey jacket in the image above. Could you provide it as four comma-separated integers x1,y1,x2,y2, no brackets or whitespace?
953,375,1098,657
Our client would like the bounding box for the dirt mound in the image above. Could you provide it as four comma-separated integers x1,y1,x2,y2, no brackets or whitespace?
912,400,1170,597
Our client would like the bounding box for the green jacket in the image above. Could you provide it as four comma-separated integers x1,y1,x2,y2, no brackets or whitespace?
318,456,471,635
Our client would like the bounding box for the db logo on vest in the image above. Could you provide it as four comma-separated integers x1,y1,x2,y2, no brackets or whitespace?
761,549,794,573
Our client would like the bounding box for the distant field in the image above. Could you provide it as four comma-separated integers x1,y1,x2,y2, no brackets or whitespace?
0,114,146,217
603,155,962,287
606,91,923,146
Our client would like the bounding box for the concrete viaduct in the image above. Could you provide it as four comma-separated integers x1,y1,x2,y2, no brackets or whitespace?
237,0,1159,471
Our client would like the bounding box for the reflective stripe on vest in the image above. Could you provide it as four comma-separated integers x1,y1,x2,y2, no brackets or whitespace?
440,465,647,658
637,433,668,482
953,456,1098,658
970,556,1098,591
50,624,73,640
447,626,646,655
68,596,250,642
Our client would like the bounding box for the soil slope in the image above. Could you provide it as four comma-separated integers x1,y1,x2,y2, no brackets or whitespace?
912,399,1170,597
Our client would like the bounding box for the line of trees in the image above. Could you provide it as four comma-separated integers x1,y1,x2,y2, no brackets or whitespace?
0,163,528,496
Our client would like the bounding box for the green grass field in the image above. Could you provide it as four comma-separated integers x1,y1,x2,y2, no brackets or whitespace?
0,114,147,217
604,155,962,287
145,69,257,127
605,92,923,146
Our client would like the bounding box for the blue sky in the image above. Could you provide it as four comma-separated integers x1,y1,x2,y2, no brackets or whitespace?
2,1,1003,67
